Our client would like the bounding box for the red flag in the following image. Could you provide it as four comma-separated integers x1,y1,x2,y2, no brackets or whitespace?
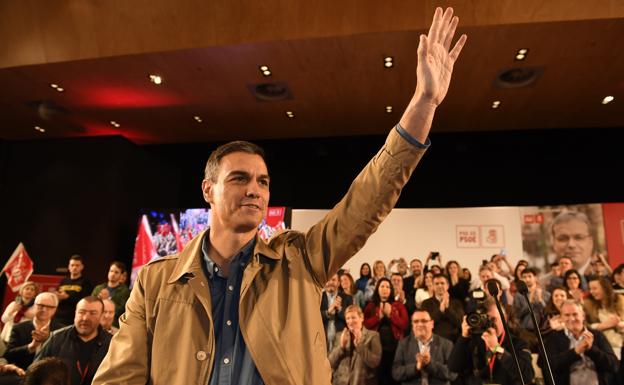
2,243,34,292
131,215,157,284
170,214,184,252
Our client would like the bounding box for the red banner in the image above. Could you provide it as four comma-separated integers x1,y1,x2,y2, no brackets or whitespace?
2,243,34,292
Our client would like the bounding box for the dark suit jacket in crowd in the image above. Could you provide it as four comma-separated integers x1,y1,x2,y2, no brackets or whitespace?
542,328,618,385
421,297,464,342
321,291,354,339
448,332,534,385
392,334,456,385
3,319,63,369
328,328,382,385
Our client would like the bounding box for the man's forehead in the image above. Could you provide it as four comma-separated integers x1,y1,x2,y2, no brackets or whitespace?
219,152,268,173
554,220,589,233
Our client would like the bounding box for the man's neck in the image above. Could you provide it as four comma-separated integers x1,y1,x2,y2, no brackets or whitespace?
108,281,119,288
208,227,256,275
417,334,433,344
78,331,98,342
70,273,81,280
33,317,50,330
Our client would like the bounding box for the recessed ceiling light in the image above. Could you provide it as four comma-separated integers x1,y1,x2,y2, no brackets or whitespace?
50,84,58,89
286,111,294,118
149,74,163,85
492,100,501,109
383,57,394,68
56,87,64,92
385,106,393,113
602,96,614,105
515,48,529,61
259,65,272,77
34,126,45,133
110,121,120,128
193,116,203,123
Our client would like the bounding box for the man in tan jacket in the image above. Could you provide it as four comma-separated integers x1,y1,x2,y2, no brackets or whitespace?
93,7,467,385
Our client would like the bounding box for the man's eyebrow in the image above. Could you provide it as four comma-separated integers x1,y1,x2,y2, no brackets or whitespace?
226,170,270,181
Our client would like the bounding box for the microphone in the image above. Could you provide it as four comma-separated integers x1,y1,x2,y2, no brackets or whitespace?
516,280,556,385
485,279,526,385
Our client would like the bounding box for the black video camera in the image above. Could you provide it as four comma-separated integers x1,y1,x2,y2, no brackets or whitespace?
466,290,493,335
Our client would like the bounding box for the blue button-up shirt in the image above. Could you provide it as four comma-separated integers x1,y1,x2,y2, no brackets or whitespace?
201,234,264,385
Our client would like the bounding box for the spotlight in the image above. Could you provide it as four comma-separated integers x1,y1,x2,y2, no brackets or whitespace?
110,121,120,128
385,106,393,113
383,57,394,68
492,100,501,109
149,75,163,85
602,96,614,105
286,111,295,118
515,48,529,61
259,65,272,77
193,116,203,123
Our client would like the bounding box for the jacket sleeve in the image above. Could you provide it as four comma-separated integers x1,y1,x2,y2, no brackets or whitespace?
424,339,458,381
4,326,33,365
390,302,409,334
392,338,418,382
1,302,17,324
328,334,347,369
302,129,427,285
356,331,382,369
92,269,150,385
363,303,381,330
498,340,534,384
448,337,471,373
33,331,58,362
585,330,618,373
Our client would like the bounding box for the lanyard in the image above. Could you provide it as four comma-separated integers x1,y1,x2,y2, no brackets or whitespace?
76,361,90,385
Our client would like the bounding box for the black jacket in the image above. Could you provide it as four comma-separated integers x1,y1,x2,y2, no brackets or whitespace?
421,297,464,342
321,291,353,336
542,328,618,385
3,319,63,369
448,332,534,385
34,325,111,385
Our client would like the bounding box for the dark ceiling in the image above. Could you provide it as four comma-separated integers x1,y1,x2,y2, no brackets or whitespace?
0,1,622,144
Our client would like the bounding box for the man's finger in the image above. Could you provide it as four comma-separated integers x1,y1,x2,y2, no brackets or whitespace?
437,8,455,46
449,34,467,62
427,7,443,44
443,16,459,51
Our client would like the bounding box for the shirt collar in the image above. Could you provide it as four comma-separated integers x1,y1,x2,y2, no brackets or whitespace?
201,230,256,279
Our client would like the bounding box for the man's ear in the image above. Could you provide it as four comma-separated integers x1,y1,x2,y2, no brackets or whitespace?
201,179,214,204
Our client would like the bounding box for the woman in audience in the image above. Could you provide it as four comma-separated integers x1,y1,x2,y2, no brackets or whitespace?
365,260,388,302
414,271,434,309
461,268,472,282
340,273,366,309
364,278,408,385
446,260,470,303
613,263,624,294
584,276,624,360
540,286,569,336
355,263,372,293
563,269,588,302
1,282,38,343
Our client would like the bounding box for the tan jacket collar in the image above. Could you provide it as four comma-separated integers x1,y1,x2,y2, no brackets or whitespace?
167,229,281,284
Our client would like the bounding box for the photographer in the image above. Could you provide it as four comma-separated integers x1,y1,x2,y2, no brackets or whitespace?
448,296,534,385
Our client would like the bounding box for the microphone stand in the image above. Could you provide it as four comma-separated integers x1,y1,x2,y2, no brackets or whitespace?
516,280,556,385
486,279,526,385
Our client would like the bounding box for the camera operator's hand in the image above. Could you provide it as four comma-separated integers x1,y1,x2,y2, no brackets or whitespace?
461,316,470,338
481,328,499,351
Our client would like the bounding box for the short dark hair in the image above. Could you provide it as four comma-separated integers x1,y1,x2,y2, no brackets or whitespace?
69,254,82,262
111,261,127,273
432,273,449,284
613,263,624,276
79,295,105,313
204,141,266,182
521,267,539,277
23,357,70,385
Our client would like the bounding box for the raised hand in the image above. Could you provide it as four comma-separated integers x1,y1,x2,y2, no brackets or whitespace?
400,7,467,142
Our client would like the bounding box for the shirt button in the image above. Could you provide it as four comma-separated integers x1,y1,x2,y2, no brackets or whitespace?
226,320,232,326
228,285,234,291
223,358,230,364
196,351,207,361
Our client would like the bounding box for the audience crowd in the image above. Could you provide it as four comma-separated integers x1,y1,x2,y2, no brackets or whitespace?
324,250,624,385
0,256,128,385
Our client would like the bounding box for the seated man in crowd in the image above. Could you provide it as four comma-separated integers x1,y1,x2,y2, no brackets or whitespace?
391,273,416,317
92,261,130,329
448,297,534,385
100,299,118,335
421,274,463,342
512,267,550,331
543,299,618,385
34,296,112,385
322,274,353,351
3,293,63,370
392,309,456,385
328,305,381,385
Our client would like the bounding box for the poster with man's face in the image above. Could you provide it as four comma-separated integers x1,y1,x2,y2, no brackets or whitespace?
519,204,606,275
